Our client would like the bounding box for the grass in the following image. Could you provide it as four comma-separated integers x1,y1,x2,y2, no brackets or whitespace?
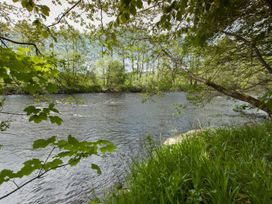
106,122,272,204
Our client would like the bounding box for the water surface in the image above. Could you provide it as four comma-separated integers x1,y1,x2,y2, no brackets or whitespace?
0,93,260,204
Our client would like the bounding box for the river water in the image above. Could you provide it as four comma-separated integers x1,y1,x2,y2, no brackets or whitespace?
0,93,262,204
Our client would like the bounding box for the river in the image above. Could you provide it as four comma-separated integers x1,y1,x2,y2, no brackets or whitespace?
0,92,262,204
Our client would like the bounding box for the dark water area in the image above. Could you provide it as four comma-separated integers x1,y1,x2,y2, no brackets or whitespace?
0,92,263,204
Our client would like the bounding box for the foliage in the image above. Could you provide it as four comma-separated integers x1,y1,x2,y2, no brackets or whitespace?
0,47,58,94
56,72,102,94
106,122,272,204
105,60,126,91
0,135,116,185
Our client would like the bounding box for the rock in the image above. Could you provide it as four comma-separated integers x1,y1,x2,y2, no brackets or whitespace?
164,129,206,145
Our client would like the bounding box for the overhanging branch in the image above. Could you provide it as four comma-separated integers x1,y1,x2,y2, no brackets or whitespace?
223,31,272,75
47,0,82,28
0,163,69,200
161,48,272,116
0,35,42,55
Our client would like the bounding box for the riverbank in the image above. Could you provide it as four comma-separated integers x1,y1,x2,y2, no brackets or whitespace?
3,83,200,95
105,122,272,204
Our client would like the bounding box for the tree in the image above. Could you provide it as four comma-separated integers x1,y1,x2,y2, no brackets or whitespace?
106,60,126,91
114,0,272,116
0,0,116,200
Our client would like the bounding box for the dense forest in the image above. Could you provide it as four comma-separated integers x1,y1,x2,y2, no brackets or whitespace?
0,0,272,203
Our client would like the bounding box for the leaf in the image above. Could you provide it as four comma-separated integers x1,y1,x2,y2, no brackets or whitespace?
68,135,79,145
91,163,102,175
42,30,49,38
136,0,143,9
96,140,116,153
49,116,63,125
29,113,47,123
130,5,136,16
55,151,73,158
16,159,42,177
33,136,56,149
68,158,80,166
0,169,15,185
40,5,50,16
24,105,40,115
43,159,63,171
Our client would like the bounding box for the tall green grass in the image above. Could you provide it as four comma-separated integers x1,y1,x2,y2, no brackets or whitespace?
106,123,272,204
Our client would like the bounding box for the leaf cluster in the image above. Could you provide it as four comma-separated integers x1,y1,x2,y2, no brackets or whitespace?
0,135,116,185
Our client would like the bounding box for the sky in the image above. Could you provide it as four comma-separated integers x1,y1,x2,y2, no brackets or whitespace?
1,0,108,31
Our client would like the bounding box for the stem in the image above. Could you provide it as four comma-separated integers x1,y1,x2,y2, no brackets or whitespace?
0,36,42,56
0,164,69,200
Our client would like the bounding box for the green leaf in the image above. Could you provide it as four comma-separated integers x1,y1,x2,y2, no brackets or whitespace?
43,159,63,171
29,113,47,123
96,140,116,153
16,159,42,177
49,116,63,125
130,5,136,16
33,136,56,149
68,135,79,145
55,151,73,158
136,0,143,9
0,169,15,185
91,163,102,175
40,5,50,16
24,105,40,115
68,158,80,166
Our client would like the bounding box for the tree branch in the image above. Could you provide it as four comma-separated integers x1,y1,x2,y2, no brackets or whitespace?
0,111,25,116
223,31,272,75
162,48,272,116
0,39,8,48
0,36,42,56
38,147,56,176
98,0,104,31
47,0,82,28
0,164,69,200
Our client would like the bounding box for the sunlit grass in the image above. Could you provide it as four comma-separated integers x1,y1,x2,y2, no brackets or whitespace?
106,122,272,204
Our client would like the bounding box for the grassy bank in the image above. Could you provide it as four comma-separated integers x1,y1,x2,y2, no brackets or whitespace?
106,122,272,204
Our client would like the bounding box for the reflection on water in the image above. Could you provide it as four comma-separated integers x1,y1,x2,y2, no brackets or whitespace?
0,93,260,204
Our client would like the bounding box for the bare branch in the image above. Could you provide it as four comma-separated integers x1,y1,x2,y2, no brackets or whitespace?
0,164,69,200
0,35,42,56
0,111,25,116
47,0,82,28
38,147,56,176
161,47,272,116
98,0,104,31
0,39,8,48
223,31,272,74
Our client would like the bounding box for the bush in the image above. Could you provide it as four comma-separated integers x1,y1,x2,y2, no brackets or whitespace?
105,60,126,92
57,72,102,93
106,122,272,204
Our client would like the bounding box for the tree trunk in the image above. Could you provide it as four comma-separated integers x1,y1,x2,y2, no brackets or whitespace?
162,48,272,117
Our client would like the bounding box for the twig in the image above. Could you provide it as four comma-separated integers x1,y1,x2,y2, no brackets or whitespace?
0,39,8,48
0,111,25,116
47,0,82,28
0,164,69,200
0,35,42,56
12,181,19,188
223,31,272,74
98,0,104,31
38,147,56,176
